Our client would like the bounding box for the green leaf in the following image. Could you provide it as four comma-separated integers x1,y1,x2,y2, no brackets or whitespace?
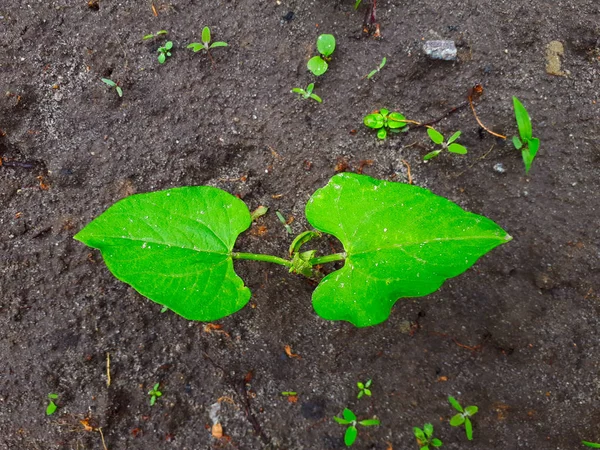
464,405,479,416
48,393,58,400
582,442,600,448
158,53,166,64
447,130,462,144
379,57,387,69
116,86,123,97
317,34,336,57
46,401,57,415
450,413,465,426
421,447,430,450
357,382,364,389
363,113,384,129
448,396,463,412
310,93,323,103
513,96,533,142
377,128,387,140
334,416,352,425
423,150,441,160
305,83,315,94
202,26,211,44
427,128,444,144
424,423,433,437
387,112,408,129
150,396,156,406
74,186,253,321
465,417,473,440
342,408,357,422
307,56,328,76
101,78,116,87
365,379,372,388
210,41,228,48
367,69,377,79
354,0,362,9
187,43,204,52
357,391,364,399
305,173,511,326
164,41,173,50
291,88,305,95
414,427,425,440
448,143,467,154
522,137,540,174
363,388,371,396
379,108,389,117
143,34,154,40
512,135,523,150
432,438,443,447
345,426,358,446
358,419,380,426
156,30,168,36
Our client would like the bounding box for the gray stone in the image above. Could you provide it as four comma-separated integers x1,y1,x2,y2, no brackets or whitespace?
423,40,457,60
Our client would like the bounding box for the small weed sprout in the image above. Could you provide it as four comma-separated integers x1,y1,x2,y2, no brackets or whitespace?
414,423,443,449
356,379,372,399
333,408,380,447
148,383,162,406
363,108,408,140
101,78,123,98
424,129,467,160
583,442,600,448
46,393,58,415
157,41,173,64
354,0,363,9
291,83,322,103
143,30,168,40
366,57,386,80
512,96,540,174
448,396,478,441
187,26,228,55
307,34,336,76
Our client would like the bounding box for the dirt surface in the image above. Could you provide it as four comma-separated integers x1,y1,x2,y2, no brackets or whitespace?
1,1,600,449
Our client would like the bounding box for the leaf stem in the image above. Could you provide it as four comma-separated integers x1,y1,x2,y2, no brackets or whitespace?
310,253,346,265
232,252,293,267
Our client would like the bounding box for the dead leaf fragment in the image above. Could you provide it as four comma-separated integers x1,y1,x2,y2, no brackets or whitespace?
284,345,301,359
211,423,223,439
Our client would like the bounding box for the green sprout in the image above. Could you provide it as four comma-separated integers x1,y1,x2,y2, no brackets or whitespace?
157,41,173,64
187,26,228,55
46,393,58,416
424,129,467,160
511,96,540,174
414,423,443,449
275,211,292,234
148,383,162,406
583,442,600,448
333,408,380,447
291,83,322,103
448,396,478,441
357,379,372,399
281,391,297,396
307,34,336,76
100,78,123,98
354,0,362,9
363,108,408,140
142,30,168,40
366,57,386,80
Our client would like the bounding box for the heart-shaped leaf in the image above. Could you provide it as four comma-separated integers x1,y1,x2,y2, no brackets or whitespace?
316,34,336,57
306,173,511,327
74,187,252,321
307,56,328,76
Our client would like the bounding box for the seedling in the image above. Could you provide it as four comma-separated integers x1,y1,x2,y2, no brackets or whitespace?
46,393,58,415
142,30,168,40
187,26,228,56
307,34,336,76
333,408,380,447
448,396,478,441
100,78,123,98
365,57,386,79
424,129,467,160
148,383,162,406
157,41,173,64
511,96,540,174
357,379,372,399
281,391,297,396
74,173,511,328
414,423,443,449
354,0,362,8
363,108,408,139
583,442,600,448
276,211,292,234
291,83,322,103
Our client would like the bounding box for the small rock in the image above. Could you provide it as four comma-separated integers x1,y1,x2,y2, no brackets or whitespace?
493,163,506,173
423,40,457,61
398,320,412,334
546,41,566,76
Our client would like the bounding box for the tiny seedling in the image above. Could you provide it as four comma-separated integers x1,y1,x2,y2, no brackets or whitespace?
281,391,297,396
157,41,173,64
100,78,123,98
333,408,380,447
148,383,162,406
448,396,478,441
354,0,362,8
307,34,336,76
143,30,168,40
187,26,228,55
46,393,58,415
291,83,322,103
414,423,443,449
424,129,468,160
276,211,292,234
366,57,386,80
363,108,408,139
357,379,372,399
583,442,600,448
511,96,540,174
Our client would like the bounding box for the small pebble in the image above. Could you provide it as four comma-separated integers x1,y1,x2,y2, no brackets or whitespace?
493,163,506,173
423,40,457,60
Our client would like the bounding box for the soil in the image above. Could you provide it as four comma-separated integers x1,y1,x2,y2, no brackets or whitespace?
1,1,599,449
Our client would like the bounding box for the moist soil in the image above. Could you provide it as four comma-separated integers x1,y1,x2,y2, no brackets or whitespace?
1,1,599,449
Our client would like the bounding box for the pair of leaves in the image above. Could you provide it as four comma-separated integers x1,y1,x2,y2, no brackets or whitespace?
448,396,478,440
414,423,442,449
157,41,173,64
363,109,408,139
291,83,322,103
366,57,386,79
424,129,467,160
512,96,540,174
357,379,372,398
74,173,511,327
187,26,228,52
307,34,335,76
143,30,168,40
100,78,123,97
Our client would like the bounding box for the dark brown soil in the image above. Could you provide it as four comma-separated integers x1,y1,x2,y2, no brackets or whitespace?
1,1,599,449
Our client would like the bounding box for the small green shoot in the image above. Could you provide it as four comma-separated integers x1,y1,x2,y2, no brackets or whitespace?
143,30,168,40
100,78,123,98
160,305,169,313
424,129,467,160
276,211,292,234
46,393,58,415
333,408,380,447
157,41,173,64
512,96,540,174
583,442,600,448
414,423,443,449
357,379,372,399
366,57,386,80
148,383,162,406
291,83,322,103
448,396,478,441
251,205,269,221
281,391,297,396
307,34,336,76
363,108,408,140
187,26,228,54
354,0,363,9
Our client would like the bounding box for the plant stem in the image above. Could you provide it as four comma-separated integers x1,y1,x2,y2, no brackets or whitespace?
310,253,346,265
232,252,292,267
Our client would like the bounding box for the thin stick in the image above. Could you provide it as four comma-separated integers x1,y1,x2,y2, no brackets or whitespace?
468,94,506,140
97,427,108,450
401,159,413,184
106,353,111,387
